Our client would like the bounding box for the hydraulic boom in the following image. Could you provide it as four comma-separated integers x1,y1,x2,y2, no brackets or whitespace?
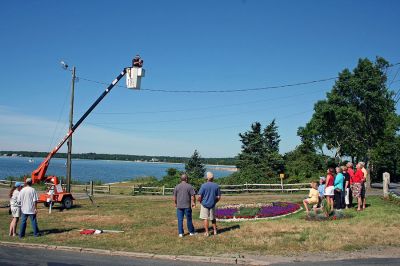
31,68,128,184
27,63,144,209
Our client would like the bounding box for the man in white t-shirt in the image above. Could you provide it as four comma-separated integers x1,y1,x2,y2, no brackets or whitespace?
17,178,40,238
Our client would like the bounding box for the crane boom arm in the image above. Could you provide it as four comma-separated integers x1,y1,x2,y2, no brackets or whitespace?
31,68,128,184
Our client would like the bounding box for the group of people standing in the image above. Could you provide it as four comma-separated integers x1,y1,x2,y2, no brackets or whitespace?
303,162,368,215
8,178,40,238
173,171,221,237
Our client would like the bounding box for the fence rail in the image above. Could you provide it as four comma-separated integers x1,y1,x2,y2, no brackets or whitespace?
1,179,310,196
0,179,13,187
131,182,310,195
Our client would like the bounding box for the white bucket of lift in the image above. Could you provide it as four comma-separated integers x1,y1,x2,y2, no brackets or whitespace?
126,67,145,89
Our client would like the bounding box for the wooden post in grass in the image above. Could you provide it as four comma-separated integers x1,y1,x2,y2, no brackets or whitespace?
90,180,94,196
108,184,111,194
279,173,285,193
132,185,135,195
162,185,165,195
383,172,390,199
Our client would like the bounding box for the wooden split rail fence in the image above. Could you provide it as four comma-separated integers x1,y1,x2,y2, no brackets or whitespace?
131,183,310,195
1,179,309,196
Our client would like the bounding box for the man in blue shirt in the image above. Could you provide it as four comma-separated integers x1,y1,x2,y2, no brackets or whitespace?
198,172,221,236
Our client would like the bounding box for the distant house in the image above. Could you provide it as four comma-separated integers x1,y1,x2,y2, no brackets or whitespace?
11,154,18,157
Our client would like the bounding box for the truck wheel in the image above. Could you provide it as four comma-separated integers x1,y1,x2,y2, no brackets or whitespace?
62,196,73,209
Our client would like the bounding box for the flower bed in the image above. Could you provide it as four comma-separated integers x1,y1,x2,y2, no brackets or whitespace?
215,202,301,221
306,209,352,221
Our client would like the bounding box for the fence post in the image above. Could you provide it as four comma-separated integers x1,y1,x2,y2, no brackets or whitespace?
90,180,94,196
132,185,135,195
245,183,248,193
162,185,165,195
281,178,284,193
108,184,111,194
383,172,390,199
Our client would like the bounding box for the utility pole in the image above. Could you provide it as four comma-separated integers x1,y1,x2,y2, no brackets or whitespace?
66,66,76,193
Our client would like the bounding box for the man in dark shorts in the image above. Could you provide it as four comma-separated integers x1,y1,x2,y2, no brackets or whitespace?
173,173,196,237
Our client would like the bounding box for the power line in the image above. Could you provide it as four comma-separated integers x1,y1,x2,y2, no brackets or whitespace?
87,96,318,125
78,75,336,93
77,62,400,94
94,88,325,116
389,66,400,102
85,109,313,134
389,67,400,87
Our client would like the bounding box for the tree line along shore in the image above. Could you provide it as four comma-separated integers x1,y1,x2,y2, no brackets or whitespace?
0,151,236,166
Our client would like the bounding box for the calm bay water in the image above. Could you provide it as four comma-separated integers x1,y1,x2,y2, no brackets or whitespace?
0,156,234,183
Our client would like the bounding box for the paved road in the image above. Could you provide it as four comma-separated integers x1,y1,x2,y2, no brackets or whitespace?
273,258,400,265
0,246,231,266
2,245,400,266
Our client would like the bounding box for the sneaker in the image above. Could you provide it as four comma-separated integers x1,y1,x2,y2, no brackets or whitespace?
178,234,183,238
189,232,196,236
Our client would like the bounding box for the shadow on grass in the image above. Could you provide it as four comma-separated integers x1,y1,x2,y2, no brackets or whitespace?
40,228,77,236
195,224,240,235
347,203,371,209
48,204,84,212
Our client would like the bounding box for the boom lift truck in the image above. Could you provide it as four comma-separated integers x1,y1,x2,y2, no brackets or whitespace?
29,60,145,209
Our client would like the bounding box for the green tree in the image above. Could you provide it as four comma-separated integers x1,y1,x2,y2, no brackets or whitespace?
235,120,283,183
284,127,327,182
185,150,206,179
157,168,182,188
304,57,397,181
370,114,400,182
236,122,264,169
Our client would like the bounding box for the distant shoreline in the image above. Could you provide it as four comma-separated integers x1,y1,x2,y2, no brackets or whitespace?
0,151,236,166
1,155,237,169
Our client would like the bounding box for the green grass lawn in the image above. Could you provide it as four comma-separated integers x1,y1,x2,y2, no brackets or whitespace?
1,194,399,256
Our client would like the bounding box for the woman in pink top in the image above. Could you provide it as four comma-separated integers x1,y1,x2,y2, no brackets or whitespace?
324,168,335,213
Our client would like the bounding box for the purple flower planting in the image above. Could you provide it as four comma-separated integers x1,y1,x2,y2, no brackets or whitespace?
215,208,237,218
216,202,300,219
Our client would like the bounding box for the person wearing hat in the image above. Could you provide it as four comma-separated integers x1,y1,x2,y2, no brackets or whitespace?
198,172,221,236
8,182,24,236
17,178,40,238
132,54,143,68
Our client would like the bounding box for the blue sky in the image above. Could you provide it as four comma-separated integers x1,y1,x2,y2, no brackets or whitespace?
0,0,399,157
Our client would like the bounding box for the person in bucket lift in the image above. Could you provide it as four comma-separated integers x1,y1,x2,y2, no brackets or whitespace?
132,55,143,68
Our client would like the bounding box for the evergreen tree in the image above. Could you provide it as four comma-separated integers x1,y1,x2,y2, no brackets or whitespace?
237,122,264,169
185,150,206,179
236,120,283,183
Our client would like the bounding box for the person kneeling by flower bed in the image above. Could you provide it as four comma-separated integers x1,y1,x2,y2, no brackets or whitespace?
303,181,319,216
